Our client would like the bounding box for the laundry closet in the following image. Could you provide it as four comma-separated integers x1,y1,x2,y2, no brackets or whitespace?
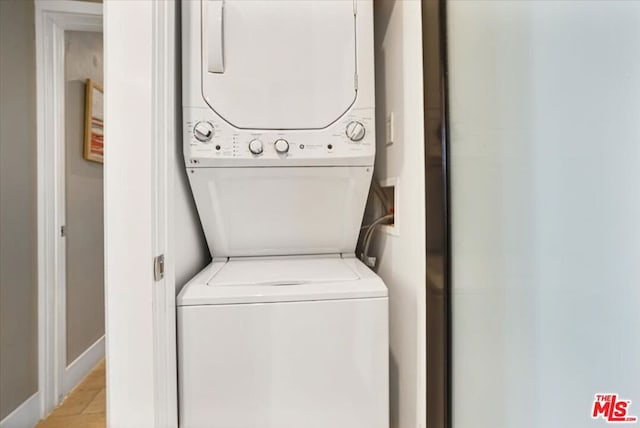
104,0,428,427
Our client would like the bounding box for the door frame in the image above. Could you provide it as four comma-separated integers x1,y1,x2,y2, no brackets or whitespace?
34,0,103,416
102,1,179,426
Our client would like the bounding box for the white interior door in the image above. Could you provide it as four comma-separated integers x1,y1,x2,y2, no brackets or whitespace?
449,2,640,427
201,0,357,130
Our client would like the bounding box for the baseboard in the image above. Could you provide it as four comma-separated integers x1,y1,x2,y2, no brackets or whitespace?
62,335,105,396
0,392,41,428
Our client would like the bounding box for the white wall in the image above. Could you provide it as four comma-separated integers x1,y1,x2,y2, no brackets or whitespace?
448,2,640,427
371,1,426,427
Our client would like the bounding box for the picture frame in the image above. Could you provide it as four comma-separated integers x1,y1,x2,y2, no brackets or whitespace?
83,78,104,163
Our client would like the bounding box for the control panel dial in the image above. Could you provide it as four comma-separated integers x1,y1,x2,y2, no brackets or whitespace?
193,121,215,142
345,121,366,142
248,139,264,155
274,139,290,154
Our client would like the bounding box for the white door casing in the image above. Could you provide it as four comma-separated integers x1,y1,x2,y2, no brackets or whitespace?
37,1,179,426
103,0,179,426
34,0,103,417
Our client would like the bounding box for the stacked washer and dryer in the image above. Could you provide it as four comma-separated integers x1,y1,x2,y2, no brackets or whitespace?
178,0,389,426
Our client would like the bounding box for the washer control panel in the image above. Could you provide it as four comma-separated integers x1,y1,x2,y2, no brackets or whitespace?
184,107,375,166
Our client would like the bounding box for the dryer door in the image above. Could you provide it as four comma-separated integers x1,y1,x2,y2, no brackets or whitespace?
201,0,357,130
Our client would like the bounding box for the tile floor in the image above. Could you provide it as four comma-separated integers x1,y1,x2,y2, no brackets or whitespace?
36,359,106,428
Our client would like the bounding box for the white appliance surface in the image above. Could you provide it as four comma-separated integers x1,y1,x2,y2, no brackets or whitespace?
177,256,387,305
188,166,372,258
201,0,356,130
183,106,375,167
211,256,359,286
178,290,389,428
182,0,376,168
179,1,387,426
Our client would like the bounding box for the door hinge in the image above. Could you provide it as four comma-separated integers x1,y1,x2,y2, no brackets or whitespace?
154,254,165,281
60,225,66,237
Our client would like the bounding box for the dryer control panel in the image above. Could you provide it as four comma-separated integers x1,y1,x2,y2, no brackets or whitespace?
183,107,375,167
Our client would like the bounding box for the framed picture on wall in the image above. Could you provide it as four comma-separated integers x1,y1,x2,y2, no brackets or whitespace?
84,79,104,163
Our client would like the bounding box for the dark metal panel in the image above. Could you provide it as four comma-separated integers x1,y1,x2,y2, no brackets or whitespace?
422,1,451,427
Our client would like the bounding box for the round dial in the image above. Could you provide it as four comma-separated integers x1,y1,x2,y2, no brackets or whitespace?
248,139,264,155
345,121,366,142
193,121,214,142
274,139,289,154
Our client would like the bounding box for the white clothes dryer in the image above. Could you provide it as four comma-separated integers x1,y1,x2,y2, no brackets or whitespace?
179,0,388,426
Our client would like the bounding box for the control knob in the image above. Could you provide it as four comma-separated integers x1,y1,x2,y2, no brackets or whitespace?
248,139,264,155
346,121,366,142
193,121,214,143
274,139,289,154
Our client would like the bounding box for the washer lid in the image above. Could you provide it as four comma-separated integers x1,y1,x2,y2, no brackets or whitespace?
210,257,359,286
177,257,387,306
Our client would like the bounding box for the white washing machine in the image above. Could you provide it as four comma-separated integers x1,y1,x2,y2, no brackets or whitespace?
179,1,388,426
